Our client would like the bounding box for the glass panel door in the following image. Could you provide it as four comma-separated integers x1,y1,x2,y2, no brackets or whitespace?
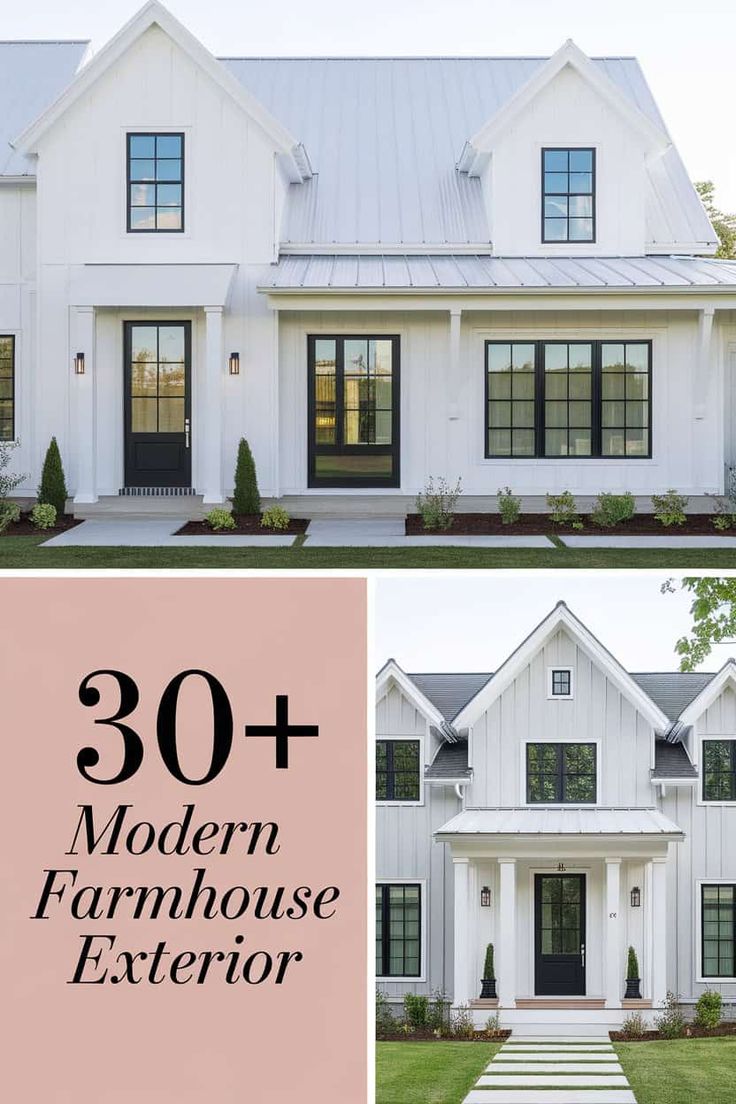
534,873,586,995
124,321,191,487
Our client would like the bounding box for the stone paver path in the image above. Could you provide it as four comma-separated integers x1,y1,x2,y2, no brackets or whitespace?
463,1034,636,1104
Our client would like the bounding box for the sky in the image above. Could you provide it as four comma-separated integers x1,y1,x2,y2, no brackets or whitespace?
4,0,736,209
375,575,736,674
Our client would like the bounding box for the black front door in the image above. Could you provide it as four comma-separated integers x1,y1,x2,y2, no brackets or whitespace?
534,873,586,995
124,321,191,488
308,335,400,487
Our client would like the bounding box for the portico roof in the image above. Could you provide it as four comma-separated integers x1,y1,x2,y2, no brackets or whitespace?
435,806,684,841
69,263,238,308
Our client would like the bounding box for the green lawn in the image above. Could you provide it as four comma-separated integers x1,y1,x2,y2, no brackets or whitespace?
376,1042,498,1104
616,1039,736,1104
2,534,736,568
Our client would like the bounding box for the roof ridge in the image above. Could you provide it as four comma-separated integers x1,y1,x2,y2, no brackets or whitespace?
219,54,640,61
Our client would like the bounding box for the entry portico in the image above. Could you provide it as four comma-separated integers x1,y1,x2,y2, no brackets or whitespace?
436,806,682,1029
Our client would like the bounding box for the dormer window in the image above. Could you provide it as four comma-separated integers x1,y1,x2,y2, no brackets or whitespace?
127,133,184,232
548,667,574,698
542,148,595,242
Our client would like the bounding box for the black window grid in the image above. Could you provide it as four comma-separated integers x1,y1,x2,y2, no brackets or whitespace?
376,739,421,801
702,740,736,802
552,670,571,696
376,883,421,978
527,743,597,804
542,147,596,243
701,884,736,978
127,132,184,233
0,335,15,441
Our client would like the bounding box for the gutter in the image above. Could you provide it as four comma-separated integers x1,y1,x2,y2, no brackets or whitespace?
258,284,736,297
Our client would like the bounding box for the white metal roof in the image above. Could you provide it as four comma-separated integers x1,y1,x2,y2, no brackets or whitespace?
0,41,88,175
435,807,683,838
262,253,736,292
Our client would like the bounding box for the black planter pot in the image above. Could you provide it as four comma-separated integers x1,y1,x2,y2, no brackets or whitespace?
624,977,641,999
480,977,497,999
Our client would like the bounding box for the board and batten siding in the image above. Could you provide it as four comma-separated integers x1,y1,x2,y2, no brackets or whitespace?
0,183,36,478
376,682,459,999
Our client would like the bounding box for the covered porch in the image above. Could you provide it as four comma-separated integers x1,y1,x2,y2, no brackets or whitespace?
435,806,684,1030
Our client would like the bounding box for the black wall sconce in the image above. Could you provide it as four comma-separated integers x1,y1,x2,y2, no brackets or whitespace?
228,351,240,376
74,351,85,375
630,886,641,908
480,886,491,908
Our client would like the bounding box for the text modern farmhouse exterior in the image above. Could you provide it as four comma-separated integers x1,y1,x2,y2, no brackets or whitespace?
2,1,736,508
376,603,736,1030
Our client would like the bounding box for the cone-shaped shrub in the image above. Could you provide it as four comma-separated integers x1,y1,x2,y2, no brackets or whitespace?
627,945,640,979
483,943,495,979
38,437,68,516
231,438,260,516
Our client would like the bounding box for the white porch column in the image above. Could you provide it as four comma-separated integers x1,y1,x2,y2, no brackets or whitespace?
605,857,622,1008
650,855,668,1008
72,306,97,504
497,858,517,1008
202,306,224,504
453,857,471,1006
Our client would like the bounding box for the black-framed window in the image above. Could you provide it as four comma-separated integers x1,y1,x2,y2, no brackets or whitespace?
542,148,595,242
376,740,420,801
527,743,597,804
551,669,572,697
702,884,735,978
0,335,14,440
127,133,184,232
376,883,421,977
485,340,651,459
702,740,736,802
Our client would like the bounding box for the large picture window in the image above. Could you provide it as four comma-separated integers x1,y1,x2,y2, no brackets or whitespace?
702,884,735,978
376,883,421,977
485,340,651,459
0,335,14,440
527,743,597,804
702,740,736,802
376,740,421,801
542,148,595,242
127,133,184,232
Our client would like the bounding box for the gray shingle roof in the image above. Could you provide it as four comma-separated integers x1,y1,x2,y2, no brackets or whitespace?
652,740,698,779
409,673,491,722
425,742,471,779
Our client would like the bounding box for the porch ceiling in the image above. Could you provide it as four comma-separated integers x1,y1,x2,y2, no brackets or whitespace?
69,263,238,308
435,805,683,843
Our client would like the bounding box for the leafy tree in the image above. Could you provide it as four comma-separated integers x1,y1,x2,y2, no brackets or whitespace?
38,436,68,516
695,181,736,259
231,438,260,515
664,577,736,670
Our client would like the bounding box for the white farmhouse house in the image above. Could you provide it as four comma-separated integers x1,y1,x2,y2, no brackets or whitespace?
2,1,736,510
376,602,736,1031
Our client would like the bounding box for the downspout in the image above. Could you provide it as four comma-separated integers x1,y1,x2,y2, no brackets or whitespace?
454,783,465,804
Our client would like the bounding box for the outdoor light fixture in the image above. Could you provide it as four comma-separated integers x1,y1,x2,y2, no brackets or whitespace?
630,886,641,908
228,351,240,375
480,886,491,908
74,352,85,375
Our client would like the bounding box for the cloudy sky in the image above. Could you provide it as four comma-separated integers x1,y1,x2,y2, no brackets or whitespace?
7,0,736,208
375,575,736,674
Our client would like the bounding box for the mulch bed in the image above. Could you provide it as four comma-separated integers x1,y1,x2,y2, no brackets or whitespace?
611,1022,736,1042
377,1030,510,1043
406,512,732,537
0,513,82,537
175,515,309,537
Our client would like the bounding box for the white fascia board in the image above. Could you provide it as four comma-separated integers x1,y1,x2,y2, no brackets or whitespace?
678,661,736,726
375,659,445,728
464,39,670,169
12,0,307,176
452,602,669,732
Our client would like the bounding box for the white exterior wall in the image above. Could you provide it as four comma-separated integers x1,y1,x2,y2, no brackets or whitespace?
0,183,36,481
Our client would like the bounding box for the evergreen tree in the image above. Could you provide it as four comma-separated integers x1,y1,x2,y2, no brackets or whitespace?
38,437,68,516
231,438,260,515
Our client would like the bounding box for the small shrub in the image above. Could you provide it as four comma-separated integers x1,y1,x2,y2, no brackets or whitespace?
655,991,685,1038
37,437,68,517
0,500,21,533
591,492,636,528
415,476,462,531
403,992,429,1028
399,1020,414,1036
620,1011,646,1039
627,946,640,980
426,989,451,1034
547,490,580,526
497,487,521,526
652,490,688,527
375,989,395,1036
711,496,736,530
694,989,722,1029
0,439,27,501
484,1012,502,1038
232,438,261,515
713,513,736,531
450,1003,476,1039
483,943,495,979
31,502,57,530
205,507,235,531
261,505,290,531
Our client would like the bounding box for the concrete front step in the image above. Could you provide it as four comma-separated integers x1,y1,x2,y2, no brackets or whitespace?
465,1093,636,1104
488,1063,624,1074
74,495,206,520
477,1075,629,1087
504,1044,614,1051
494,1052,617,1061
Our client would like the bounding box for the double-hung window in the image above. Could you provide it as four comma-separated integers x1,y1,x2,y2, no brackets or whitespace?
376,883,421,977
701,884,735,978
127,133,184,232
485,340,651,459
543,148,595,242
527,743,597,804
0,336,14,440
702,739,736,802
376,740,420,801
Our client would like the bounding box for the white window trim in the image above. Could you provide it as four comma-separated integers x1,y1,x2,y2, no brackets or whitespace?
547,665,574,699
376,733,425,807
695,734,736,808
120,124,192,240
375,877,427,984
521,737,602,808
695,878,736,983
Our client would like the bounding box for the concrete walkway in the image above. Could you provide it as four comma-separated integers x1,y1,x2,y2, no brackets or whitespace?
42,518,294,547
463,1034,636,1104
303,518,551,547
561,534,736,549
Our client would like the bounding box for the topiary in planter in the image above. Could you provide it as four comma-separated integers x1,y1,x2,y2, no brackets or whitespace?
38,436,68,517
480,942,496,999
231,438,260,516
625,945,641,999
